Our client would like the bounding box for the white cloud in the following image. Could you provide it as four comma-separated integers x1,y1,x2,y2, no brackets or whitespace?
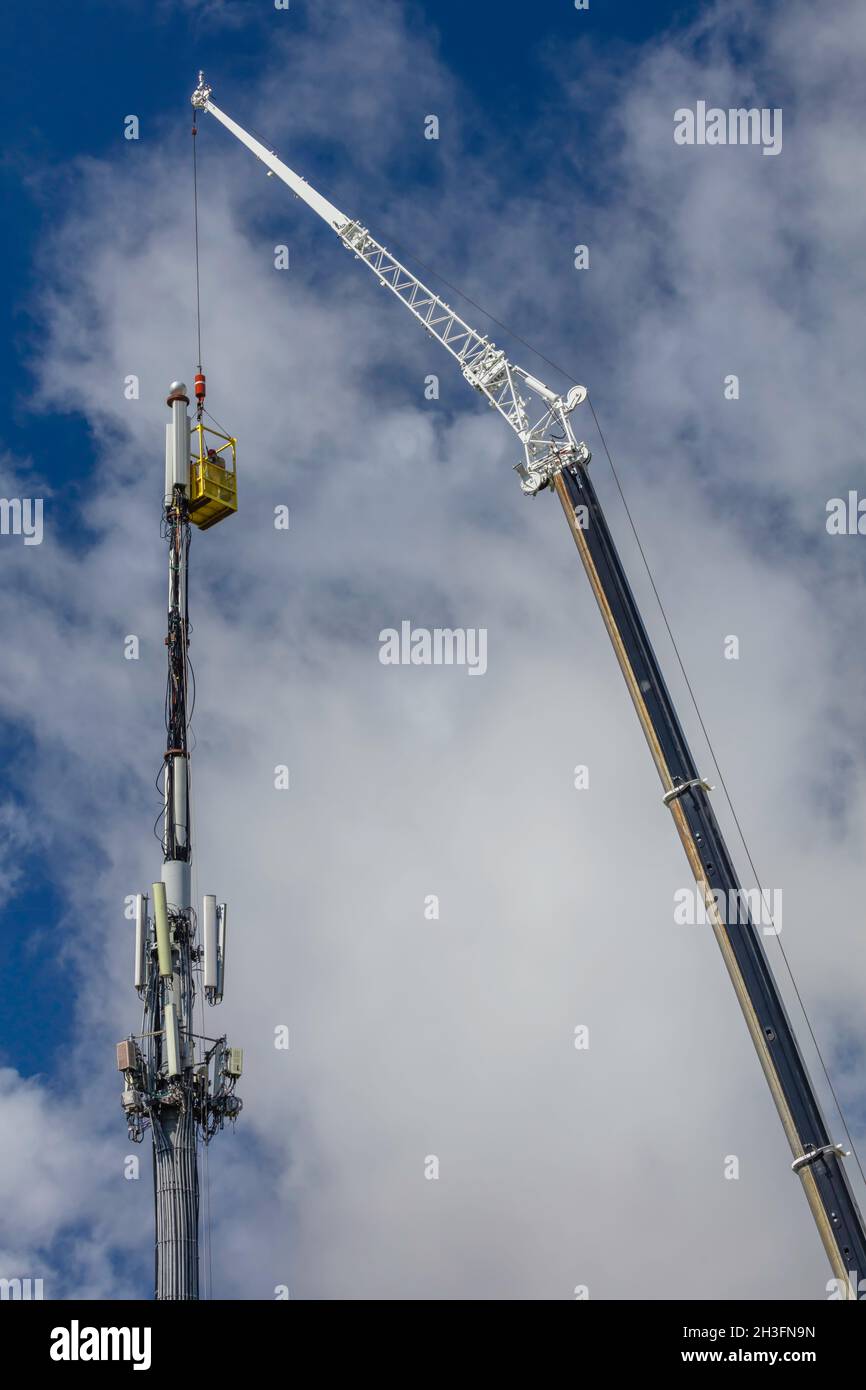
4,0,866,1298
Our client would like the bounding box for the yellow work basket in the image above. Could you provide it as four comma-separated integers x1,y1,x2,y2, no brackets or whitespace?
189,422,238,530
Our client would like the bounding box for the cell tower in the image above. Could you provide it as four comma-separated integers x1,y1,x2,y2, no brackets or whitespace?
117,376,242,1300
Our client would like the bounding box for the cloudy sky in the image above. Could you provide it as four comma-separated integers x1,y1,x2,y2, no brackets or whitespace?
1,0,866,1299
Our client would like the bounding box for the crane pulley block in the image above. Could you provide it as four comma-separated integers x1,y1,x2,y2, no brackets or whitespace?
189,421,238,530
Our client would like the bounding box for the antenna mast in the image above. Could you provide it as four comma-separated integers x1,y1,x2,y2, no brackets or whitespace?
117,377,241,1300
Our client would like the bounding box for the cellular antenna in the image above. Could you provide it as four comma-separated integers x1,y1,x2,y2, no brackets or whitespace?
117,369,240,1300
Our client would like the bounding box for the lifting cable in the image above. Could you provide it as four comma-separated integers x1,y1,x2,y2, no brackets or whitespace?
387,234,866,1191
191,112,203,374
586,401,866,1193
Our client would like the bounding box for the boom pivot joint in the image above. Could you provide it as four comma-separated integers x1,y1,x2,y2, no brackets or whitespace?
516,439,591,496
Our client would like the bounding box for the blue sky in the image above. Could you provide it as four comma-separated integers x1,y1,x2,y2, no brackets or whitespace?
0,0,706,480
2,0,866,1301
0,0,712,1082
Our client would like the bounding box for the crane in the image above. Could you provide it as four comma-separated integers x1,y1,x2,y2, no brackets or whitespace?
191,73,866,1295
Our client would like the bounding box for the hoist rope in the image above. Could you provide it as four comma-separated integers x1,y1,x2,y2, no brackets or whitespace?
192,116,203,372
586,397,866,1189
390,239,866,1188
591,403,866,1187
